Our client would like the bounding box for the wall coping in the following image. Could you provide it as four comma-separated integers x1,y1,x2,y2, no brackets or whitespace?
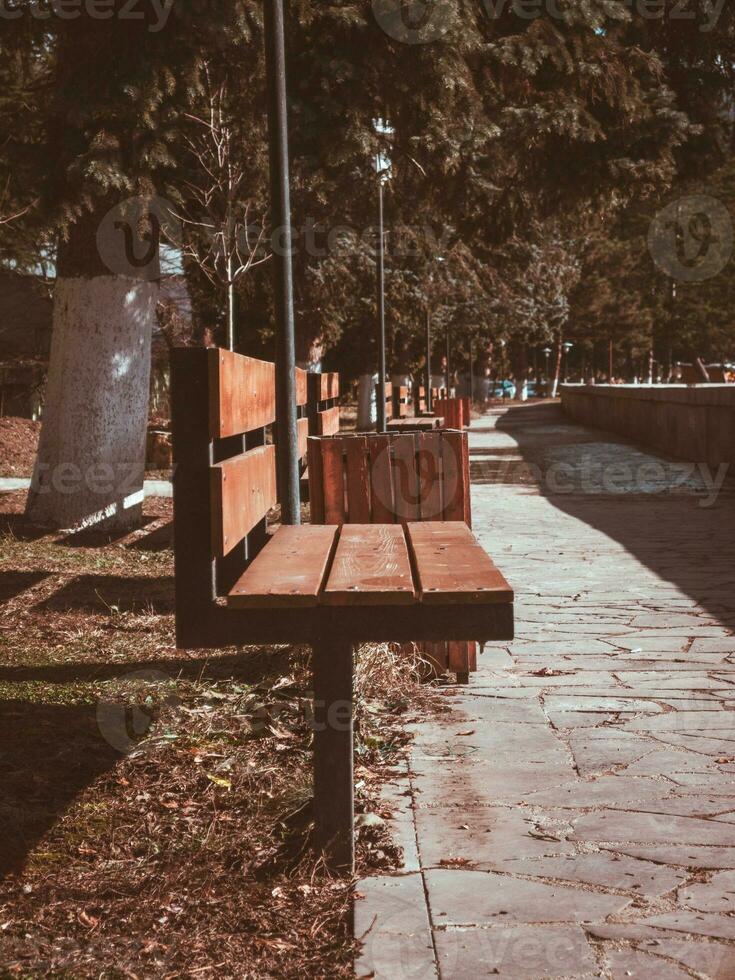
559,383,735,408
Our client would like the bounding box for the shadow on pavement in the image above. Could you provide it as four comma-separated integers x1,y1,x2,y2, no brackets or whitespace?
493,401,735,628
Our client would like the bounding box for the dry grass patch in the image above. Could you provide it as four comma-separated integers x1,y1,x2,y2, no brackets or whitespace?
0,492,440,977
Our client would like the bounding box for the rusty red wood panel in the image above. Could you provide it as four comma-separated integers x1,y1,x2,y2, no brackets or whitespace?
322,438,346,525
417,431,443,521
295,367,308,407
297,417,309,460
210,444,277,557
208,348,276,439
345,436,371,524
367,435,395,523
323,524,416,605
318,406,341,436
441,430,471,525
228,525,338,608
307,437,326,524
391,433,420,523
407,522,513,605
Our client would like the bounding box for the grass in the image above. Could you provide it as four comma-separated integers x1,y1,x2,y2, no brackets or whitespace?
0,490,439,977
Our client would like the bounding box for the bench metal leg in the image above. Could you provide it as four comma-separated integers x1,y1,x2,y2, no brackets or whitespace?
313,633,354,874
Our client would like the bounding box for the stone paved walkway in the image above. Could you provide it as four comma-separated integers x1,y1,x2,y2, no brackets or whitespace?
356,402,735,980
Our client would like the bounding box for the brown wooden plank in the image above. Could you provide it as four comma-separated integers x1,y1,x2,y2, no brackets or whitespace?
208,348,276,439
228,525,338,608
307,437,325,524
441,430,471,525
321,372,340,401
323,524,416,605
391,433,420,523
448,641,473,674
211,444,277,557
297,417,309,460
318,406,341,436
367,434,395,523
322,437,346,525
417,431,443,521
407,522,514,605
345,436,371,523
295,367,308,407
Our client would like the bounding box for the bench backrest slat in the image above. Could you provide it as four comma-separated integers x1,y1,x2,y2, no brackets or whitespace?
211,444,278,557
368,434,395,524
308,430,471,528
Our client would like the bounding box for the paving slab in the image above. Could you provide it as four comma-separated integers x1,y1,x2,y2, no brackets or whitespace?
355,405,735,978
424,869,629,924
434,924,597,978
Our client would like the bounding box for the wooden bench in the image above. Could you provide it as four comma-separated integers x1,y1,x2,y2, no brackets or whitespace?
306,429,480,683
387,416,443,433
307,371,340,436
435,396,471,430
171,347,514,873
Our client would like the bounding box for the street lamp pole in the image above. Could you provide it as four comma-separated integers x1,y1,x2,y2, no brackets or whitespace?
445,325,450,396
469,336,474,403
264,0,299,524
376,177,387,432
425,307,432,413
563,341,574,384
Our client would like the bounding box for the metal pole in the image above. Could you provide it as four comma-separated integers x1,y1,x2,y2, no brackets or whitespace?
376,179,387,432
264,0,300,525
425,307,432,413
469,337,474,403
445,325,450,395
227,254,238,352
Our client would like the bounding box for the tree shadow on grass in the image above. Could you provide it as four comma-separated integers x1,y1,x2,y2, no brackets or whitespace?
0,648,294,686
37,575,175,615
0,699,121,880
0,511,50,542
0,571,49,605
126,521,173,552
493,402,735,627
54,517,158,550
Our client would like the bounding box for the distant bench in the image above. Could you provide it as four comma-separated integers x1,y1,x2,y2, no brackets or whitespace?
171,347,514,872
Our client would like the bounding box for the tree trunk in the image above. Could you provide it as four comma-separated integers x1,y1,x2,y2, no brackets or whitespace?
26,203,158,531
551,336,563,398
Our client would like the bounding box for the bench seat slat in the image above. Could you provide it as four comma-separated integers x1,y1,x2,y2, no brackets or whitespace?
407,522,514,605
323,524,416,605
228,525,338,608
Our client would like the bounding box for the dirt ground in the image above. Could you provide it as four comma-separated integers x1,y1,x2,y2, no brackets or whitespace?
0,418,41,477
0,490,432,977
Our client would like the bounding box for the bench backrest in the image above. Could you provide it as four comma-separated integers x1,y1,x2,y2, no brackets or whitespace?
308,372,340,435
307,430,471,527
434,396,471,429
170,346,337,648
416,385,444,415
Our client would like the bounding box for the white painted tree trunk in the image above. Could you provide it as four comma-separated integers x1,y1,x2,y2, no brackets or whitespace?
26,276,158,531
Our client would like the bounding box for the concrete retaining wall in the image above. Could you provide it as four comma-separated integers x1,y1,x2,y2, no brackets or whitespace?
560,384,735,467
